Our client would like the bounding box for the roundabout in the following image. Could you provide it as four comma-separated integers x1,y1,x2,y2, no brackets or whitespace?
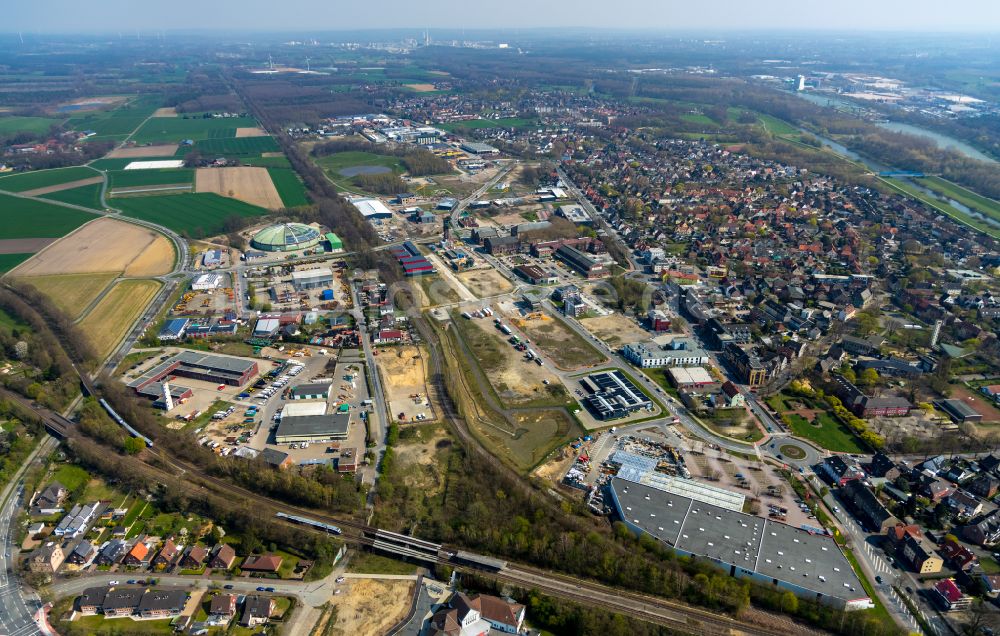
778,444,807,460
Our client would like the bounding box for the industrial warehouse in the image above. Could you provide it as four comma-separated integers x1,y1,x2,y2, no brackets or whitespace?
274,412,351,444
128,351,259,394
608,477,872,610
580,370,653,420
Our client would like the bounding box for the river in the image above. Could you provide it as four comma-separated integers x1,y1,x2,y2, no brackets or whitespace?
791,90,997,164
804,129,1000,230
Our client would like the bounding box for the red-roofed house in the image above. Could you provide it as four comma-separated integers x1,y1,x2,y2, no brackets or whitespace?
123,541,150,567
933,578,970,611
242,554,283,575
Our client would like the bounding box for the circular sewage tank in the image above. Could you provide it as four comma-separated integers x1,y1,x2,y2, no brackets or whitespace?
250,223,322,252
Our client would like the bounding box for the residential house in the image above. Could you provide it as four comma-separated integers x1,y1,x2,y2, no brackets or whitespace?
945,491,983,519
900,533,943,574
123,540,151,567
453,593,526,634
864,452,901,481
841,480,899,533
29,542,64,573
964,509,1000,546
981,575,1000,599
153,539,179,569
76,587,109,614
939,537,978,571
179,545,208,569
65,540,95,567
720,382,745,407
968,474,999,499
33,481,67,514
821,456,865,486
95,539,128,566
209,544,237,570
242,554,283,575
933,578,971,611
241,595,275,627
209,593,238,623
922,479,955,503
101,588,144,617
137,589,187,619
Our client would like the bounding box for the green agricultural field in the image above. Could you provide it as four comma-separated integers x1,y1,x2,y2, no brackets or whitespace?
0,116,63,136
188,135,280,156
40,183,104,210
114,192,267,237
267,167,309,208
0,254,33,273
66,96,163,140
438,117,537,132
131,115,258,143
0,166,98,192
108,168,194,189
315,151,404,175
0,193,96,239
243,155,292,169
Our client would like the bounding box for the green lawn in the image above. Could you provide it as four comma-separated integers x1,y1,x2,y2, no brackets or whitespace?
267,167,309,208
315,151,404,175
0,116,63,136
0,193,96,239
438,117,537,131
758,113,800,137
51,464,90,492
131,115,259,143
0,166,98,192
0,253,33,273
785,413,865,453
346,551,418,575
680,113,718,126
113,192,268,237
189,136,279,157
40,183,104,209
108,168,194,189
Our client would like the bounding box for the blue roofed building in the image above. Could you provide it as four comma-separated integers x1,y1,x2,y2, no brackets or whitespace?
158,318,190,341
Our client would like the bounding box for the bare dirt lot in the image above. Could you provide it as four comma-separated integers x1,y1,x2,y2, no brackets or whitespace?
195,166,283,209
11,217,174,277
394,425,451,496
106,144,180,158
376,345,438,423
405,83,437,92
20,176,103,197
235,127,268,137
151,107,177,117
455,313,570,408
497,302,607,370
456,268,513,298
0,238,54,254
326,579,414,636
579,313,650,348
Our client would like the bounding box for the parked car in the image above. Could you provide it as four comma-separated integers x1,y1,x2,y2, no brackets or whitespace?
256,586,266,591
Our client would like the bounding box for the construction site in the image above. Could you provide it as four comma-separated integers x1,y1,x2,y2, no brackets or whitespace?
376,344,439,424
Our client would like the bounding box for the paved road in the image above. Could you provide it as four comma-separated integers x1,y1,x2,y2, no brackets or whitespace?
0,436,58,636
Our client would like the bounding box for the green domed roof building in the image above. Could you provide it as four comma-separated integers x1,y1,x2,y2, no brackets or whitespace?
250,223,322,252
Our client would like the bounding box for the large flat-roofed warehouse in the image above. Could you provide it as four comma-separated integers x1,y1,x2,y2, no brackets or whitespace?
128,351,259,392
275,412,351,443
291,268,334,291
608,477,872,610
935,398,983,423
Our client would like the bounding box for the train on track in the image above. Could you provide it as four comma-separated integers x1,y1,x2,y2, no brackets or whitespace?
99,398,154,447
275,512,342,535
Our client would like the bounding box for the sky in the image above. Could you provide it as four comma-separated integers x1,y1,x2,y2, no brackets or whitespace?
6,0,1000,33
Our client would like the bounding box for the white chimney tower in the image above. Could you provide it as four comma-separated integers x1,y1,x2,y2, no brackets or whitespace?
162,381,174,411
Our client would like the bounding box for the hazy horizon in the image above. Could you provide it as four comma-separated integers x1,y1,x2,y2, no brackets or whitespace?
6,0,1000,34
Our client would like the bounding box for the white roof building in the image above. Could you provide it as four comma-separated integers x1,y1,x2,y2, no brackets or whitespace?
192,273,223,290
350,197,394,219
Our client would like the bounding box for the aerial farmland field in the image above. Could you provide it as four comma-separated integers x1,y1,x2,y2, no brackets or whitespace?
113,192,268,237
17,273,119,319
0,116,63,136
0,194,96,241
40,183,104,210
189,135,280,156
0,166,100,193
79,279,162,357
108,168,194,189
266,167,309,208
131,115,259,143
